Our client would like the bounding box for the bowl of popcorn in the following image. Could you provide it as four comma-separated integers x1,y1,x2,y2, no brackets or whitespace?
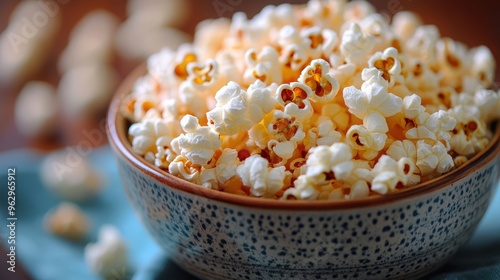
107,1,500,279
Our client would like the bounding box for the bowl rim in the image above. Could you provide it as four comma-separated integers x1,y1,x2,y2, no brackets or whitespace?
107,64,500,210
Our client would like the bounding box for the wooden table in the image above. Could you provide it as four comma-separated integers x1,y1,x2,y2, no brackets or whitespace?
0,1,499,279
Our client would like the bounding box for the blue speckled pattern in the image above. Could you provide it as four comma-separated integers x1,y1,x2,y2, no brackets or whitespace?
116,157,500,280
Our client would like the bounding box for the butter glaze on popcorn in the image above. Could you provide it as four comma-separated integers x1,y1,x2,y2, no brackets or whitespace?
123,1,499,201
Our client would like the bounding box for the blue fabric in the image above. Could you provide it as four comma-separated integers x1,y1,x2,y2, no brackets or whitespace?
0,147,498,280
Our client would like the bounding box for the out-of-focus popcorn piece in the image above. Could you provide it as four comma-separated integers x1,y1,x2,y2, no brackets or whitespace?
236,154,288,198
340,23,375,67
126,0,189,27
405,25,440,66
436,38,469,88
343,0,375,23
58,10,119,74
84,225,127,279
115,21,190,60
58,63,118,118
14,81,58,138
40,150,102,202
44,202,90,241
391,11,422,42
468,46,496,88
194,18,231,61
243,46,282,85
0,1,61,85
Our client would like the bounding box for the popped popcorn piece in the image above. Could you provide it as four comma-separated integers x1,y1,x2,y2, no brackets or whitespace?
276,82,314,121
405,109,457,149
368,47,402,87
168,155,200,183
198,148,240,189
267,111,306,161
300,27,339,59
304,143,354,183
40,150,102,202
129,118,178,156
58,10,119,74
244,46,282,85
58,63,118,118
0,1,60,86
171,115,222,166
14,81,58,138
359,13,393,52
416,141,454,177
44,202,90,241
236,154,289,198
304,0,345,30
304,116,342,150
436,38,469,88
346,111,389,160
449,105,490,157
343,0,375,23
469,46,496,88
340,23,375,67
371,155,416,194
405,25,440,66
126,0,189,27
194,18,231,61
473,89,500,123
85,225,128,279
298,59,340,103
391,11,422,41
343,82,403,120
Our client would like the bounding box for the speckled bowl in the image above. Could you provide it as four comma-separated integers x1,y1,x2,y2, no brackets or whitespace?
107,66,500,280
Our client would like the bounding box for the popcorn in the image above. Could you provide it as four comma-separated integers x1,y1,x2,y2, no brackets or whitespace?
14,81,58,138
298,59,340,103
85,225,128,279
58,10,119,74
171,115,222,166
44,202,90,241
125,2,499,201
340,23,375,67
40,150,102,202
236,155,289,198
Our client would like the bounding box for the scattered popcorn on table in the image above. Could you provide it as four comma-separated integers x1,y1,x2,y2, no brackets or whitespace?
84,225,128,279
123,1,499,200
14,81,58,138
40,150,102,202
44,202,90,241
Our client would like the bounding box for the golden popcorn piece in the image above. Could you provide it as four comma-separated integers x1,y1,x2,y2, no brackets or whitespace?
44,203,90,241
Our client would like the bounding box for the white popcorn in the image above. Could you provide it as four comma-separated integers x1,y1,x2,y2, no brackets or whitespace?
58,10,119,74
304,0,345,30
416,141,454,177
343,0,375,23
304,116,342,150
343,82,403,120
368,47,402,87
14,81,58,138
474,89,500,123
40,150,102,202
347,180,370,199
405,110,457,149
267,111,306,161
436,38,469,88
371,155,415,195
85,225,127,279
126,0,189,27
168,155,200,183
276,82,314,121
129,119,176,156
236,155,288,198
448,105,490,157
298,59,340,103
178,82,210,119
198,148,240,189
405,25,440,66
44,202,90,241
469,46,496,88
278,26,310,72
404,59,440,94
58,63,118,118
320,103,351,132
146,48,178,87
206,81,253,135
300,27,339,59
244,46,282,85
340,23,375,67
171,115,222,166
305,143,354,182
0,1,61,86
282,174,320,200
391,11,422,41
359,13,392,52
194,18,231,61
346,111,389,160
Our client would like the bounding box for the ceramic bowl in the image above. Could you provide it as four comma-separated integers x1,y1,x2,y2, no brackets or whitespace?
107,66,500,280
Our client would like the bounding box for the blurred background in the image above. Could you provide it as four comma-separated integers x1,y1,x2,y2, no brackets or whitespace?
0,0,499,279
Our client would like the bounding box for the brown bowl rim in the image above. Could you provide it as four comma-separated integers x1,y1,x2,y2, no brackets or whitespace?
107,64,500,210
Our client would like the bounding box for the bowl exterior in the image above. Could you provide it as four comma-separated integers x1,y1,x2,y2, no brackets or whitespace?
113,151,500,280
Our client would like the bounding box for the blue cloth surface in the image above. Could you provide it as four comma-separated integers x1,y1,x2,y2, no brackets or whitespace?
0,147,498,280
